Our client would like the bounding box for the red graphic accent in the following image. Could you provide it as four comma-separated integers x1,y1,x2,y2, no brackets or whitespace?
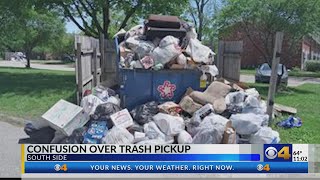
157,81,176,99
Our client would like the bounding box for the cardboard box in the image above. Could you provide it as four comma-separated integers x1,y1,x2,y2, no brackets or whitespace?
110,109,134,129
221,122,236,144
42,99,89,136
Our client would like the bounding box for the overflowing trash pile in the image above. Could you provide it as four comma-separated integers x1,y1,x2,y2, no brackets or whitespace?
116,14,218,76
10,52,27,63
19,15,286,145
19,80,282,145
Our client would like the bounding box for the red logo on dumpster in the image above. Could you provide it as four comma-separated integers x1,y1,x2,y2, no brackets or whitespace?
157,81,176,99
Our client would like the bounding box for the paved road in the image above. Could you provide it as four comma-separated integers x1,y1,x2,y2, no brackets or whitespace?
0,60,74,71
0,122,27,178
240,74,320,87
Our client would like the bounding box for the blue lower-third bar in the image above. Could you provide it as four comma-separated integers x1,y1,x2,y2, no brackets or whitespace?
25,154,260,161
24,162,308,173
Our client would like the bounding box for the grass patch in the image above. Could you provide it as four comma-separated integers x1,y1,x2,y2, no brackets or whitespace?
247,83,320,143
31,60,75,65
0,67,76,119
240,68,256,75
288,69,320,78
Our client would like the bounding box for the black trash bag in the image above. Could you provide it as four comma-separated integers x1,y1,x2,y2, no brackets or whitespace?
59,127,88,144
130,101,159,125
24,120,49,136
127,123,144,135
91,103,121,129
20,126,55,144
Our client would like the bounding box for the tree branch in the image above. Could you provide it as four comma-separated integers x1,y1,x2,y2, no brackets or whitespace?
79,0,103,33
118,0,142,30
73,1,98,36
60,2,95,37
102,0,110,38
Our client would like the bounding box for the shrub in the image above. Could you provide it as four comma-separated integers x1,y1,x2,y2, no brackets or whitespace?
305,60,320,72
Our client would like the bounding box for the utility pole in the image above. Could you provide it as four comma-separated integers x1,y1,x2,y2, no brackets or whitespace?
267,32,284,123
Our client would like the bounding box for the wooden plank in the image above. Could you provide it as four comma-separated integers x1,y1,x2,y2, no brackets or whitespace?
267,32,284,123
93,47,98,86
217,41,224,78
274,103,297,114
100,33,105,78
76,42,82,105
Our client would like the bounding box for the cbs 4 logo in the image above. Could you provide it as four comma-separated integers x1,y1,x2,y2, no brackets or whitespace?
264,145,292,161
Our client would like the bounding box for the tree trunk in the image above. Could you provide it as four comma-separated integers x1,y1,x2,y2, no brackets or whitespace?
25,50,31,68
102,0,110,39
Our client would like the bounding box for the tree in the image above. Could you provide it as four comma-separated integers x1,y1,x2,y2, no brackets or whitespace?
39,0,188,39
217,0,320,63
0,0,66,68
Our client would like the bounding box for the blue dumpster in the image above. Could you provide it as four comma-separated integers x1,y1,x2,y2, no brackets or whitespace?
119,69,202,110
115,38,204,110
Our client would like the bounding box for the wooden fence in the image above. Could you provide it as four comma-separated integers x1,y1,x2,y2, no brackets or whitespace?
217,41,243,82
75,34,117,105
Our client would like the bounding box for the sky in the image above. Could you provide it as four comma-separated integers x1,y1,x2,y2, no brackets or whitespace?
66,20,81,33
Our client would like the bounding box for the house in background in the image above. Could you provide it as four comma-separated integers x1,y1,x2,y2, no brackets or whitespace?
222,28,320,70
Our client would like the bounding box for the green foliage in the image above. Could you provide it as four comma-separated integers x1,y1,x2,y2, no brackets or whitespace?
0,0,68,63
217,0,320,62
38,0,188,39
305,60,320,72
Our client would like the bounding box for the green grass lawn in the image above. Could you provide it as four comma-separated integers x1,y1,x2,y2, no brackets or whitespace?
241,68,320,78
240,68,256,75
247,83,320,143
0,67,76,119
288,69,320,78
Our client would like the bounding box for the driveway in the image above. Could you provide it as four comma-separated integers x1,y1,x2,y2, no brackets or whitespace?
240,74,320,87
0,60,74,71
0,121,27,178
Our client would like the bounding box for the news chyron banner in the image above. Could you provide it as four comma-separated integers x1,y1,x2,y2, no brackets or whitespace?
21,144,319,176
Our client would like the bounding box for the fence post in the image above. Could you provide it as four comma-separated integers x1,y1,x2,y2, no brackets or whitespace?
267,32,284,123
99,33,105,80
217,41,224,78
93,46,98,87
76,42,83,105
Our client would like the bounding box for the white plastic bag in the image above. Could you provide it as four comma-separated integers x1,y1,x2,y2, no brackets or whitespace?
106,96,121,107
245,88,260,98
80,94,104,115
136,138,168,145
177,130,193,144
186,38,215,64
230,113,269,135
249,127,280,144
153,113,185,136
199,65,219,77
202,113,230,127
159,36,179,48
144,121,164,140
225,91,246,106
242,95,266,114
135,41,155,58
192,119,225,144
151,36,181,65
102,126,134,144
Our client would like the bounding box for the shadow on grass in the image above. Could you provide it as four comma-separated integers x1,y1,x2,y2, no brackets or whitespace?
44,61,75,65
0,67,77,103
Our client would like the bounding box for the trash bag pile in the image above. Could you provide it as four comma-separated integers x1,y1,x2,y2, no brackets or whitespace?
20,79,282,145
19,15,284,145
116,14,218,76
